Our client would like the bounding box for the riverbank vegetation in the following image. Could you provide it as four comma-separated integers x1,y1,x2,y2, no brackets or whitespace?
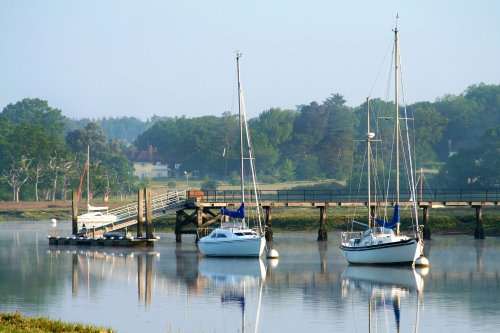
0,312,113,333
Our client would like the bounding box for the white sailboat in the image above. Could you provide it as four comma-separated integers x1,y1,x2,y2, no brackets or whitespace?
339,23,426,265
77,146,117,232
198,53,266,257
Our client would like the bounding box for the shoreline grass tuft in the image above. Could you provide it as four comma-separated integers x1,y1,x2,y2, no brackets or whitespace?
0,312,114,333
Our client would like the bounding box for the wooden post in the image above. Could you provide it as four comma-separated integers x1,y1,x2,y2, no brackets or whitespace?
71,191,78,235
317,206,328,241
474,205,485,239
175,210,182,243
197,208,203,227
264,206,274,241
422,205,431,240
137,189,144,238
145,188,154,239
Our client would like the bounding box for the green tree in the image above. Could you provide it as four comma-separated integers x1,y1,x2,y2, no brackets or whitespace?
295,156,324,180
280,159,296,181
1,98,66,142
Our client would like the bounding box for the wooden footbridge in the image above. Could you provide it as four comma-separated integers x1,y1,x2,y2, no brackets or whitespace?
60,188,499,246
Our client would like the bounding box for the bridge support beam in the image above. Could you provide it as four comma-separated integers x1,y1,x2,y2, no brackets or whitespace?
71,191,78,235
317,206,328,241
474,205,485,239
264,206,273,241
422,205,431,240
175,210,183,243
137,189,144,238
145,188,154,239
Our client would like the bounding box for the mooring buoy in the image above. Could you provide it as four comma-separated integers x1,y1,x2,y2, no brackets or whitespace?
266,248,279,259
414,255,430,267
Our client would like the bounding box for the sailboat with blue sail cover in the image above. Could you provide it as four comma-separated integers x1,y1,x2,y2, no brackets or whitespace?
339,23,425,265
198,53,266,257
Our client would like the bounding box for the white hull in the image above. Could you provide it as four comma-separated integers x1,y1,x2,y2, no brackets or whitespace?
340,238,422,265
199,230,266,257
78,212,117,230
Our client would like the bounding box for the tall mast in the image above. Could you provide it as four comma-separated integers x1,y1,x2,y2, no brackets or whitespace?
394,21,401,234
236,52,244,205
394,26,400,205
236,52,248,229
87,145,90,211
366,97,372,228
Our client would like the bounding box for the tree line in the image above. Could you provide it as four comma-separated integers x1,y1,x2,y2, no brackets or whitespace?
0,83,498,202
135,83,499,189
0,99,135,202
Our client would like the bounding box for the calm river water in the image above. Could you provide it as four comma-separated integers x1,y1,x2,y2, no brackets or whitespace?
1,220,499,332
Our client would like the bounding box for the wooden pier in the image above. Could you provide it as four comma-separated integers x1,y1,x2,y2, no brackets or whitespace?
174,188,499,242
49,188,499,247
48,188,161,247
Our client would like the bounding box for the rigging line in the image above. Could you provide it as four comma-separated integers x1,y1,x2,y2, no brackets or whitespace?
402,108,419,228
240,82,264,231
398,45,419,185
382,118,397,223
398,53,419,227
368,37,395,99
349,142,367,230
347,140,357,225
372,100,389,204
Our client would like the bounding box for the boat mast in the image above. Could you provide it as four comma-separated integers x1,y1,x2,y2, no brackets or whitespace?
366,97,372,228
394,22,401,235
236,52,246,227
87,145,90,212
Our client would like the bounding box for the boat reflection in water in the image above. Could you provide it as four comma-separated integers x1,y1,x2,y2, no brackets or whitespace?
342,266,427,332
198,258,269,333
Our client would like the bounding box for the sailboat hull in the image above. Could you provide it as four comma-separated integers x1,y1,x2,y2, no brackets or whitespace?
340,238,422,265
199,233,266,257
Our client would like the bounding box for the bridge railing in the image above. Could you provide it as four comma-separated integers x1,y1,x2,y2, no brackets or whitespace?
200,188,500,203
107,189,188,223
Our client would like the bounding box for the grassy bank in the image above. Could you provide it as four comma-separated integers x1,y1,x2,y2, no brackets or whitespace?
0,312,113,333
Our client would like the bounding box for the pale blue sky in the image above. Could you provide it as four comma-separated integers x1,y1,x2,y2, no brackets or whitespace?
1,0,499,120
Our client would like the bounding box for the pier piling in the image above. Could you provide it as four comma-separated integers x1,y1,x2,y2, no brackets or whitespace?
137,189,144,238
145,188,153,239
317,206,328,241
474,205,485,239
422,205,431,240
264,206,274,241
71,191,78,235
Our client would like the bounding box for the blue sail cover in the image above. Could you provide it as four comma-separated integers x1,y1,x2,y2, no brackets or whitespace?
221,203,245,219
374,204,400,229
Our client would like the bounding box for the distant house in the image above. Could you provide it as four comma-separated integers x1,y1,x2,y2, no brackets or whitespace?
128,145,170,180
